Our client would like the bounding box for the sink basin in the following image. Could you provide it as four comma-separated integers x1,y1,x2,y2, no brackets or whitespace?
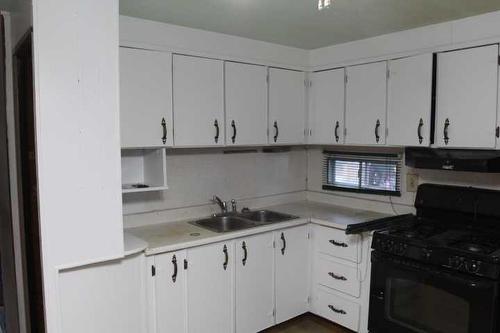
241,210,298,223
191,216,257,233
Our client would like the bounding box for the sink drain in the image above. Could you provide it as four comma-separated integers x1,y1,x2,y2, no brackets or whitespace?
190,232,200,237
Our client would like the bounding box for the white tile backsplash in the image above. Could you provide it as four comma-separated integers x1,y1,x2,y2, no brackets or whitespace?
123,148,308,226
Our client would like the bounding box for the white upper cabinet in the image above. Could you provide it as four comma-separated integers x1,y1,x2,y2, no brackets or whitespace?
269,68,306,145
120,48,173,148
387,54,433,147
225,62,268,146
173,55,224,147
275,226,309,324
436,45,499,148
345,61,387,145
309,69,346,145
186,241,233,333
235,233,275,333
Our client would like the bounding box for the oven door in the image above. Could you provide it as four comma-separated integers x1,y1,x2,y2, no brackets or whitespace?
369,252,499,333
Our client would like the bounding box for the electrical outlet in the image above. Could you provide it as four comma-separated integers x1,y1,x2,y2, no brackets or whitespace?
406,174,419,193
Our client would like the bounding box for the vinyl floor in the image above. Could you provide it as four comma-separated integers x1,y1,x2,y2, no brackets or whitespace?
261,313,354,333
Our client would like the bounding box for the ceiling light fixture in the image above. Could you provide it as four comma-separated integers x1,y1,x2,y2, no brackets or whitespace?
318,0,332,11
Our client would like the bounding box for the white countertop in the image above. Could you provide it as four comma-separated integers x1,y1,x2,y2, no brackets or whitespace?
126,200,389,256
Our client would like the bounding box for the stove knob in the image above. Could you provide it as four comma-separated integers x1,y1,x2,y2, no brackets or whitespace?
465,260,481,274
448,256,462,269
421,249,432,260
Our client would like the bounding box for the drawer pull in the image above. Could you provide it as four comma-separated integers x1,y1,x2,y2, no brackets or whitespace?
328,272,347,281
328,305,346,315
329,240,348,248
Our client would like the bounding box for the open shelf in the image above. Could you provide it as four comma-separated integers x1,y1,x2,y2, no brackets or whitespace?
121,148,168,194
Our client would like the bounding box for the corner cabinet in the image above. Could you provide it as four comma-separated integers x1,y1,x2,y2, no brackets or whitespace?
225,62,268,146
387,54,433,147
436,45,499,149
345,62,387,146
119,47,173,148
269,68,306,145
173,55,225,147
308,68,346,145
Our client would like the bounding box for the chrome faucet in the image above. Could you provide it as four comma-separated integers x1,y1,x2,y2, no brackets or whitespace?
212,195,228,214
231,199,237,212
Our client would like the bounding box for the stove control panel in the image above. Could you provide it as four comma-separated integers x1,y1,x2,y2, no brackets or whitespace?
373,239,408,256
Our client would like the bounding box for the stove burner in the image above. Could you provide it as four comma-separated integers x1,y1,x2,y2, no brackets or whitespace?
453,241,494,255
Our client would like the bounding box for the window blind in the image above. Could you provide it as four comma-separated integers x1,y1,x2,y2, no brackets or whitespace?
322,151,402,196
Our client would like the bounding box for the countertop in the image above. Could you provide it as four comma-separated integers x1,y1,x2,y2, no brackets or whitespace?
126,201,389,256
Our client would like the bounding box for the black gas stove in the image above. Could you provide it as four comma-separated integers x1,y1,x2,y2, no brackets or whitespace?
369,184,500,333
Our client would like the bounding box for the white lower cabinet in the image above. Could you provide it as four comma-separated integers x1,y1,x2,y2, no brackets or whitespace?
154,250,187,333
187,241,234,333
311,224,372,333
235,233,275,333
314,288,361,332
275,225,310,324
149,224,369,333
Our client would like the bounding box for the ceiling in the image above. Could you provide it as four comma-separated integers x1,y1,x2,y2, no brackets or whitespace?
120,0,500,49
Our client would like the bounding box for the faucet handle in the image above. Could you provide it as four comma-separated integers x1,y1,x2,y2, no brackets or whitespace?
231,199,237,212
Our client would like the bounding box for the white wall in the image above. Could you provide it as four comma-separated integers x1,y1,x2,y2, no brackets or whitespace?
31,0,123,331
306,147,500,215
120,15,308,70
123,149,308,227
309,10,500,70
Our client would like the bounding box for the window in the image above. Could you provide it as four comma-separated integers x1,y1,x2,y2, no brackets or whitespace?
322,151,402,196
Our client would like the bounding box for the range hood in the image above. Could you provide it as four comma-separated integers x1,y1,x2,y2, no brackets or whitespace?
405,148,500,173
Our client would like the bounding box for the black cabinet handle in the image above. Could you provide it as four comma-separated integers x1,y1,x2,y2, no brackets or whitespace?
273,121,279,143
223,244,228,270
444,118,450,145
161,118,167,144
417,118,424,144
375,119,381,143
328,272,347,281
334,121,340,143
214,119,220,143
242,241,247,266
328,305,346,315
280,232,286,255
231,120,237,144
172,255,178,283
329,239,348,248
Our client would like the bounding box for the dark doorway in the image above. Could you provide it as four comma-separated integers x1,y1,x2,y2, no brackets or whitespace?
13,31,45,332
0,14,20,333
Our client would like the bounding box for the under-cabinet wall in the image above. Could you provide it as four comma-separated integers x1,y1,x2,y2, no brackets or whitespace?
123,149,308,223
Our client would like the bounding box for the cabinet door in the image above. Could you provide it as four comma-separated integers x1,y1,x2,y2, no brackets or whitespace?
436,45,499,148
155,251,187,333
235,233,275,333
120,48,173,148
225,62,268,146
387,54,433,146
345,62,387,145
275,225,309,324
309,69,345,145
269,68,306,145
173,55,224,147
187,242,233,333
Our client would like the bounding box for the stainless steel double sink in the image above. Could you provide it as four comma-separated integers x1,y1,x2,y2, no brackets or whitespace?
191,210,298,233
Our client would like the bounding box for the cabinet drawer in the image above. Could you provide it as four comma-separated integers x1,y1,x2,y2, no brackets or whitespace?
316,256,360,297
315,289,360,332
314,226,360,263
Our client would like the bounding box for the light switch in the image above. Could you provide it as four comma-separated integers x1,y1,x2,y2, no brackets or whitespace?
406,174,419,193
